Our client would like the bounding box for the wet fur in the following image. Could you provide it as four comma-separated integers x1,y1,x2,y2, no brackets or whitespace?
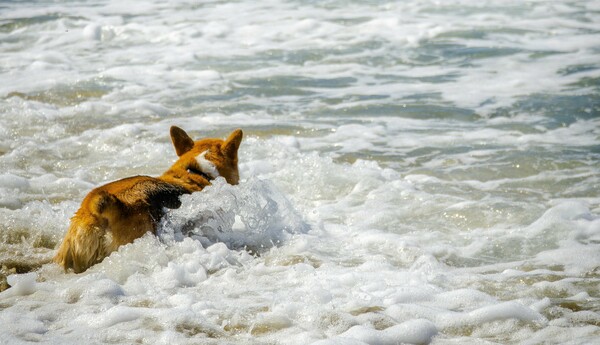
54,126,243,273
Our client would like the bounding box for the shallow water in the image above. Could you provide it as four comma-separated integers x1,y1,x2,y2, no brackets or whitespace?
0,0,599,344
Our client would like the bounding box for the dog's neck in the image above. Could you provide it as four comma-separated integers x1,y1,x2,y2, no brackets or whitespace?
158,167,211,193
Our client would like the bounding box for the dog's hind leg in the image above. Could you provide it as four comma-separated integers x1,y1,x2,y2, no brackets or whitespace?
54,191,119,273
54,222,107,273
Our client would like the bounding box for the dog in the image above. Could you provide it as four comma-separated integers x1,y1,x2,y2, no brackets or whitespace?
54,126,243,273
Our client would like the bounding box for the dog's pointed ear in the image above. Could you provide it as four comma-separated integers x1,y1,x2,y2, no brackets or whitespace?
170,126,194,156
223,129,243,159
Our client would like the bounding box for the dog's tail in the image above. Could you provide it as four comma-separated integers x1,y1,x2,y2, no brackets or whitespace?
54,191,121,273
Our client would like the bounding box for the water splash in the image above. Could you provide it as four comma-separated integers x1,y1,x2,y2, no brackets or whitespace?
159,177,309,252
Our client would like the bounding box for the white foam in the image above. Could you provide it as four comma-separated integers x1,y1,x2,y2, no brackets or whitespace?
160,177,309,250
312,319,438,345
82,23,102,41
4,272,37,296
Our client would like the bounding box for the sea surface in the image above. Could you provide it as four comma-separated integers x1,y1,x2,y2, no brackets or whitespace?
0,1,599,344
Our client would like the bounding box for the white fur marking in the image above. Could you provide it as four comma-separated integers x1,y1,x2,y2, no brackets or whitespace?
196,150,220,178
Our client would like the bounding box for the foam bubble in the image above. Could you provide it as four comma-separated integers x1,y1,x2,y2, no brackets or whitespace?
315,319,438,345
0,173,30,190
5,272,37,296
82,23,102,40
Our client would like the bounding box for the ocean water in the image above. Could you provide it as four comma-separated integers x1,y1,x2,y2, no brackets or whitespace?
0,0,599,344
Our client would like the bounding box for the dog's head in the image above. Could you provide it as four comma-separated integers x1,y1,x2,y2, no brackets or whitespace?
164,126,243,191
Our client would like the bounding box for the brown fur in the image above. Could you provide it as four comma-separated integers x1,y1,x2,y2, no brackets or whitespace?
54,126,243,273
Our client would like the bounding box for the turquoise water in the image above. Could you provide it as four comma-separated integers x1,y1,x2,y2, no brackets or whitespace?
0,1,599,344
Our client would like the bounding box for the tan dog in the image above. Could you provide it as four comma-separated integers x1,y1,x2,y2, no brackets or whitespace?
54,126,243,273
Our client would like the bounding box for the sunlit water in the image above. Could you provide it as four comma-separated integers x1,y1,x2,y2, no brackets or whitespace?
1,1,599,344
